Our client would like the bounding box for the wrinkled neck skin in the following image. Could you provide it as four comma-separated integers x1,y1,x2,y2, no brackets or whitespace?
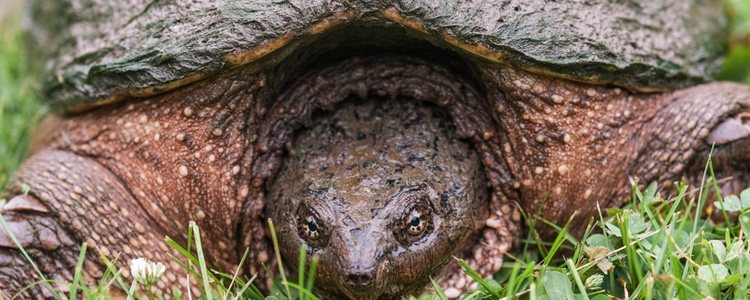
10,56,749,298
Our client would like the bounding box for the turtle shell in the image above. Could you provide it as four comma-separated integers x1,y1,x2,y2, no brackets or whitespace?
30,0,726,113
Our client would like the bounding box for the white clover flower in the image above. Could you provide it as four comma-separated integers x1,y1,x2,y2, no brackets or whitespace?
584,274,604,289
130,257,166,286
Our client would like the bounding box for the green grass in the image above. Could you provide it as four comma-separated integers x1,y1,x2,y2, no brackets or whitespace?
718,0,750,83
450,163,750,299
3,1,750,299
0,16,45,189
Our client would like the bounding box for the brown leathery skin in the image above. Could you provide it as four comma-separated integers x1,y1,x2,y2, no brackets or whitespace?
631,83,750,192
2,54,750,298
3,67,270,298
2,151,174,298
485,68,750,233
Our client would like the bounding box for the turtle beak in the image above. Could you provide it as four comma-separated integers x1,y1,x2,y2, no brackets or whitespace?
336,226,387,297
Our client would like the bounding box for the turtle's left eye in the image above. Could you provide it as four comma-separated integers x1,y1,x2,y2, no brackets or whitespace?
395,205,433,245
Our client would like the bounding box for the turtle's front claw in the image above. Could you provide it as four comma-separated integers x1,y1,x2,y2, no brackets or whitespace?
704,111,750,170
689,111,750,204
707,112,750,146
0,194,77,299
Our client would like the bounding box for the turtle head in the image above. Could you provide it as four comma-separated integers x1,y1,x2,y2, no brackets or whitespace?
265,99,489,298
283,180,461,298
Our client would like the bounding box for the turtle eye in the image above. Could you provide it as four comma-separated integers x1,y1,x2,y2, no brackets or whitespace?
297,205,329,247
302,216,320,240
395,205,433,245
407,213,425,236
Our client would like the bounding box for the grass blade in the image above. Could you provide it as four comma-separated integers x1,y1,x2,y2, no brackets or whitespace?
455,257,500,298
429,277,449,300
68,242,88,300
267,218,292,298
305,255,319,293
298,244,308,300
190,221,214,300
566,258,588,300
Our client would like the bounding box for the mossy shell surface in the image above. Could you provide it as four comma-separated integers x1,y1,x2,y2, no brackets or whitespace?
30,0,727,112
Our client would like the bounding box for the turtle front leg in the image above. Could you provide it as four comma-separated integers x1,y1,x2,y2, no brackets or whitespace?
1,150,172,298
629,82,750,195
688,101,750,198
480,67,750,237
0,194,79,299
1,68,268,297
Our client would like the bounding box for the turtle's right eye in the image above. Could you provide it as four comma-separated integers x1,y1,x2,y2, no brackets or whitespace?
296,205,329,247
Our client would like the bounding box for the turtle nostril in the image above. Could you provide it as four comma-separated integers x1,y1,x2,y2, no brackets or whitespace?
345,271,374,287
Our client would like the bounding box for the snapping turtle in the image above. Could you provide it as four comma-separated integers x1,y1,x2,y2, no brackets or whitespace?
3,0,750,298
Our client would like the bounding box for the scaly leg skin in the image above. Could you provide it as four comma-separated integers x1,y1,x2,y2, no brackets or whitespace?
629,83,750,193
690,111,750,207
440,71,750,297
1,66,267,298
0,194,77,299
1,150,172,298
